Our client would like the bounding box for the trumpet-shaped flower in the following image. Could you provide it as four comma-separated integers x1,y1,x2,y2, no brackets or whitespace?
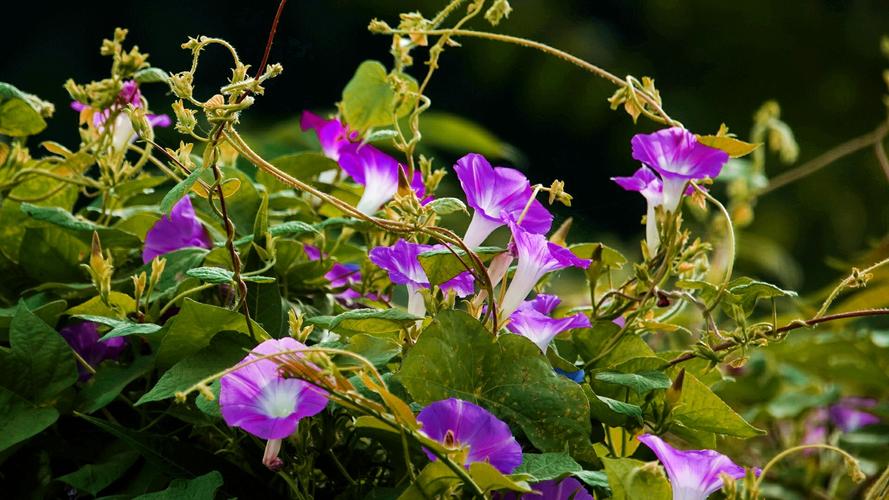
630,127,728,212
417,398,522,474
507,294,590,352
499,222,590,317
59,321,126,381
369,240,474,316
455,153,552,248
338,143,425,214
303,244,362,304
142,196,212,263
220,338,328,469
828,397,880,432
300,111,354,161
638,434,757,500
71,80,170,152
612,167,664,255
498,477,593,500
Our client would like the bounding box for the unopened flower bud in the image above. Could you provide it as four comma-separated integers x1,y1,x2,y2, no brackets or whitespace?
485,0,513,26
368,18,392,34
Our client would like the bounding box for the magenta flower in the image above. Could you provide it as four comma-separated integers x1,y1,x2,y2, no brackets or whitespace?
507,294,590,353
638,434,757,500
498,478,593,500
630,128,728,212
829,397,880,432
142,196,212,263
220,338,328,469
71,80,170,152
499,222,590,317
338,143,425,214
612,167,664,254
454,153,552,248
417,398,522,474
303,244,362,304
59,321,126,381
369,240,474,316
300,111,355,161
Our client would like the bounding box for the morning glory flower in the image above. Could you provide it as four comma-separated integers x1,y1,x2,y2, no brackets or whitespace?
638,433,756,500
59,321,127,381
300,111,355,161
499,222,590,318
220,337,328,469
303,244,362,304
554,368,586,383
338,143,425,214
142,196,213,263
454,153,552,248
631,127,728,212
369,239,474,316
71,80,170,152
507,294,591,353
828,397,880,432
416,398,522,474
612,167,664,255
498,477,593,499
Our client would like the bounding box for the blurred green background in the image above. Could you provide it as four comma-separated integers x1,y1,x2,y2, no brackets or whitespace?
2,0,888,294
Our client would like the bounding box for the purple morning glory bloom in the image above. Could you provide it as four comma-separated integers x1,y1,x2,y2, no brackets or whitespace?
498,477,593,500
142,196,212,263
416,398,522,474
829,397,880,432
369,239,474,316
638,434,757,500
631,127,729,212
499,222,590,317
303,244,362,304
507,294,590,353
455,153,552,248
612,167,663,254
338,143,425,214
59,321,127,381
220,338,328,470
71,80,170,151
300,111,355,161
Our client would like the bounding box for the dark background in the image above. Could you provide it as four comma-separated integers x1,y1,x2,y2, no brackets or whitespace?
2,0,888,292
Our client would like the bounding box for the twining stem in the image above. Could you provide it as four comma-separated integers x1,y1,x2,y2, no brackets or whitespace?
753,444,864,493
381,28,679,127
757,120,889,196
665,308,889,367
816,256,889,319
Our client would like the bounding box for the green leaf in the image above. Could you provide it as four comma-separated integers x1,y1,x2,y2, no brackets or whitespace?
134,67,169,84
185,266,234,284
138,332,253,405
77,356,156,413
594,371,672,395
697,133,760,158
588,392,643,426
219,167,262,236
134,471,223,499
514,452,583,481
244,281,287,339
19,227,88,283
343,333,402,367
66,292,136,317
307,308,420,337
468,462,533,494
160,171,205,214
56,450,140,496
0,303,77,403
0,385,59,452
19,203,142,248
672,372,765,438
232,220,319,246
143,248,210,301
257,152,340,191
155,299,269,369
418,112,520,162
73,315,162,341
602,457,671,500
426,197,468,215
417,246,503,286
341,61,414,132
574,470,610,490
0,82,49,136
398,310,596,461
726,277,797,315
